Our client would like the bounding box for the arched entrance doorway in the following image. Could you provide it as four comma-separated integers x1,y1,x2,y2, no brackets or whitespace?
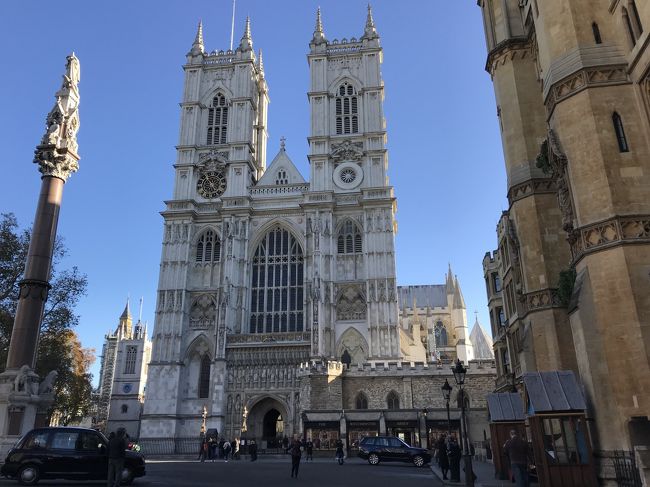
263,409,284,447
245,396,290,450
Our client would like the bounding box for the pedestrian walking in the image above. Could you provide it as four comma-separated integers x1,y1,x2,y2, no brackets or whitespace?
306,439,313,462
335,439,345,465
249,440,258,462
447,436,462,483
218,438,225,459
232,438,240,460
107,428,127,487
504,430,531,487
289,437,302,478
223,439,232,462
282,435,290,452
198,436,208,462
436,435,450,480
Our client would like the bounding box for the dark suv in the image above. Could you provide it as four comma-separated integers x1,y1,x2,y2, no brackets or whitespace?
0,427,146,485
357,436,431,467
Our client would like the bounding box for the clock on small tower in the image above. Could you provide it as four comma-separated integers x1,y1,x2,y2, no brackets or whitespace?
197,170,227,199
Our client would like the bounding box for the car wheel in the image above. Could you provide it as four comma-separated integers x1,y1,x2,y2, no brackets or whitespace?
121,466,134,485
368,453,380,465
412,455,425,467
17,465,40,485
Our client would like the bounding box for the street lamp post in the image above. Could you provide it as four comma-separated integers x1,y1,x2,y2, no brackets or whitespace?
452,359,475,487
441,378,453,436
200,405,208,436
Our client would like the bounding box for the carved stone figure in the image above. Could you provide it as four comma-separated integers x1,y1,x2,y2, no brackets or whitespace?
14,365,31,393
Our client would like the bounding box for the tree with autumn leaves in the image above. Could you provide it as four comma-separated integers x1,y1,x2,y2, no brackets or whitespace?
0,213,94,425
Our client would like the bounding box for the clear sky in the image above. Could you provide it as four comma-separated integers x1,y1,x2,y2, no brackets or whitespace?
0,1,506,384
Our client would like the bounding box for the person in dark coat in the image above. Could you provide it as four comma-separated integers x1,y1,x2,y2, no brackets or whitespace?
249,440,258,462
436,435,450,480
305,439,313,462
504,430,530,487
107,428,127,487
289,437,302,478
335,439,345,465
447,436,462,483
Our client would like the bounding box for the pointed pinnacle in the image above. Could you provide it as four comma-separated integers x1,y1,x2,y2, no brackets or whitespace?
194,20,204,46
258,49,264,73
366,4,375,28
315,7,324,33
243,16,251,40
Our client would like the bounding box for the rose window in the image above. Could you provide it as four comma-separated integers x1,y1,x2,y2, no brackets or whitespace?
340,168,357,184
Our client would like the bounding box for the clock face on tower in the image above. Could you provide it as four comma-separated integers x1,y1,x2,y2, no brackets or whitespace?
197,170,227,199
122,383,133,393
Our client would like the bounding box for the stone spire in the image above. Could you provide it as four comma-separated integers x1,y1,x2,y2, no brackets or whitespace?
239,16,253,53
33,53,81,182
362,4,379,40
118,298,133,339
453,276,467,309
120,298,132,321
446,263,455,295
311,7,327,46
190,20,204,55
257,49,264,76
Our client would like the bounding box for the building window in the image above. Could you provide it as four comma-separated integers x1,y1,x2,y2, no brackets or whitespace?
612,112,630,152
623,7,637,45
355,392,368,410
335,82,359,135
196,230,221,263
337,220,362,254
198,355,211,399
631,1,644,35
497,307,506,327
491,273,502,293
121,404,128,414
249,227,304,333
386,391,400,410
275,169,288,185
457,391,471,410
592,22,602,44
124,345,137,374
207,94,228,145
435,321,448,347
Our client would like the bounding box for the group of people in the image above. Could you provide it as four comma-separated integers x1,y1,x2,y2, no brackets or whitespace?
198,436,241,462
434,433,462,482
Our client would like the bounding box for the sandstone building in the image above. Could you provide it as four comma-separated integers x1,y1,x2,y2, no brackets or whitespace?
478,0,650,480
139,7,495,451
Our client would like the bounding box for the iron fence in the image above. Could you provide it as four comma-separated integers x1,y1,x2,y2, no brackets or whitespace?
138,437,202,456
613,450,642,487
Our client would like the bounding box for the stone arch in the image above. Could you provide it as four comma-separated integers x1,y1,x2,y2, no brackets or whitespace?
200,85,234,107
386,390,400,410
248,218,305,254
455,390,471,409
328,75,363,96
242,394,293,446
336,327,368,365
184,333,213,362
182,334,212,399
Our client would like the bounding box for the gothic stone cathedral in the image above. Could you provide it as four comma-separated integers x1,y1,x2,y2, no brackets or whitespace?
140,9,492,447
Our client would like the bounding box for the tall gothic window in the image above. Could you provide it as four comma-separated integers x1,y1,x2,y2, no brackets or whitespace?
435,321,448,347
198,355,211,398
196,230,221,263
386,391,400,410
355,392,368,410
592,22,602,44
335,82,359,135
124,345,137,374
249,227,304,333
337,220,362,254
630,0,644,35
612,112,630,152
207,94,228,145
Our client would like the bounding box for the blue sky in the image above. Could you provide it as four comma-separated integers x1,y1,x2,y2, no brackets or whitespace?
0,1,506,383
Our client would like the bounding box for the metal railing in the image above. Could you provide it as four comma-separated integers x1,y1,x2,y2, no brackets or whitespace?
613,450,642,487
138,437,202,456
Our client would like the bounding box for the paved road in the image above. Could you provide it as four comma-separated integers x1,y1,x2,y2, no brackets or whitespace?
0,457,441,486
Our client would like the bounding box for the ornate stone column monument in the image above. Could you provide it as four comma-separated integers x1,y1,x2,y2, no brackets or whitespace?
0,54,80,451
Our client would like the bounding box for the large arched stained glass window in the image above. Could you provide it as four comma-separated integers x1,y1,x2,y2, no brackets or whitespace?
250,227,304,333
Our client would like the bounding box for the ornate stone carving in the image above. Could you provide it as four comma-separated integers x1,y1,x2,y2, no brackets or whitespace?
330,139,364,162
34,54,81,181
544,130,578,242
190,294,217,329
507,178,556,205
336,285,367,321
38,370,58,394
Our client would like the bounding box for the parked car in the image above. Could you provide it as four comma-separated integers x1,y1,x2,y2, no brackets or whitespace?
357,435,431,467
0,427,146,485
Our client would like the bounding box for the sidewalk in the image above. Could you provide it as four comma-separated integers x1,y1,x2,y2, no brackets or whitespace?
430,459,539,487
